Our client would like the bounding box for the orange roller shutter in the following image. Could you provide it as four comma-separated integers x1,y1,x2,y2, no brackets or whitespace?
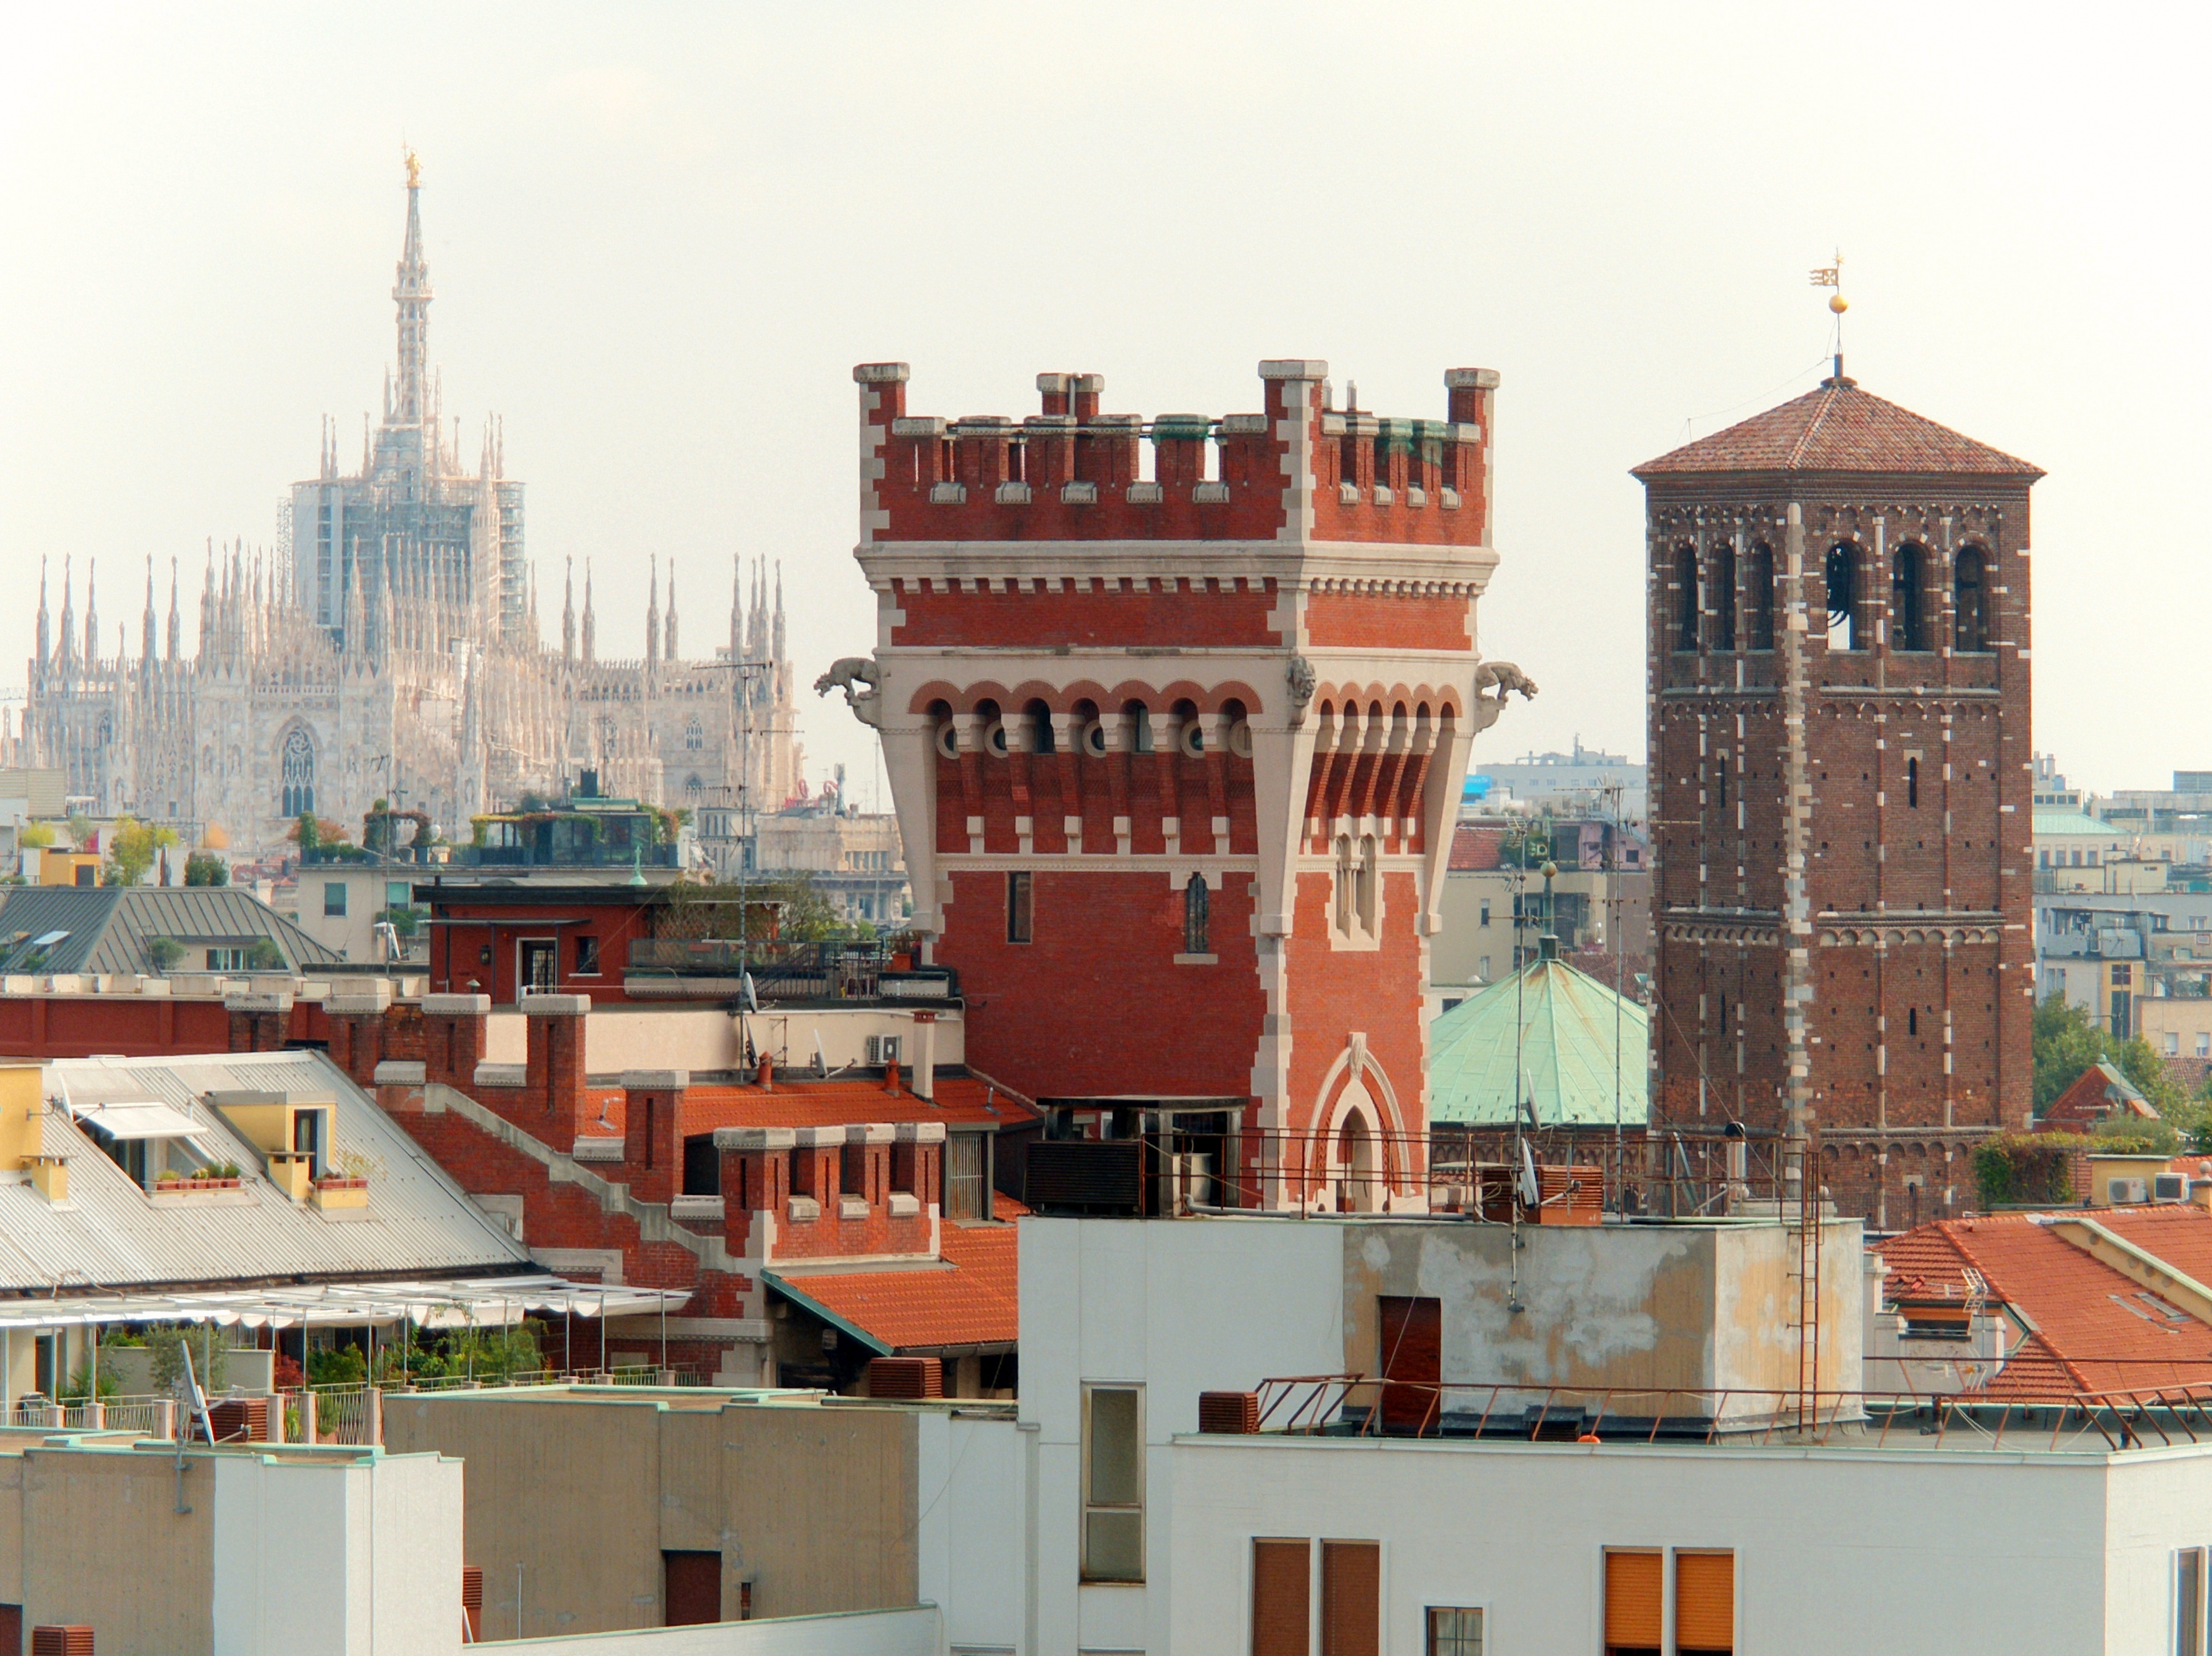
1675,1551,1735,1653
1252,1539,1310,1656
1604,1549,1663,1649
1320,1539,1380,1656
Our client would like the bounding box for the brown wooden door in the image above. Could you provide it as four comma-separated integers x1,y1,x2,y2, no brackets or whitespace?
1251,1539,1310,1656
662,1551,721,1626
1320,1540,1380,1656
1379,1295,1441,1433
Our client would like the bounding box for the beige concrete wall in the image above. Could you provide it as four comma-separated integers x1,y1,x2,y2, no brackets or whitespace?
382,1391,922,1636
482,1007,965,1076
16,1446,216,1655
1339,1219,1860,1420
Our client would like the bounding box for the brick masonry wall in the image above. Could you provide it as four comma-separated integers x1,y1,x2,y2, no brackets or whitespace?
892,580,1281,650
1648,481,2034,1226
943,867,1265,1103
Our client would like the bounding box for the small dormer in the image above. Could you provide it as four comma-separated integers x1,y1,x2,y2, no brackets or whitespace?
208,1087,337,1203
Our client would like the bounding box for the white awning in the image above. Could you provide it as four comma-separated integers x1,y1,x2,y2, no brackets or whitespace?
67,1100,212,1144
0,1273,683,1332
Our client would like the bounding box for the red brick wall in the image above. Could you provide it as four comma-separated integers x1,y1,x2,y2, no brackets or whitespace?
941,867,1265,1104
0,994,232,1059
1283,869,1429,1169
934,750,1258,860
892,579,1280,650
1302,592,1472,652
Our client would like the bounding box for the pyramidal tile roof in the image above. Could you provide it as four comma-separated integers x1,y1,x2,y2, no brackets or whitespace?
1633,375,2042,481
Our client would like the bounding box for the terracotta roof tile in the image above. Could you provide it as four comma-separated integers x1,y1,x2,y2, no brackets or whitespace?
1633,380,2041,481
1449,825,1505,872
1879,1209,2212,1398
2039,1061,2155,1130
771,1220,1019,1352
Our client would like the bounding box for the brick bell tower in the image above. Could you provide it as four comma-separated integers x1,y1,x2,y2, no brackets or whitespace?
1633,362,2041,1228
831,360,1528,1211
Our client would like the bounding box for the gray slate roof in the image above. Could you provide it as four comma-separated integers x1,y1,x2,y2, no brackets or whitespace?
1,1049,529,1297
0,886,341,976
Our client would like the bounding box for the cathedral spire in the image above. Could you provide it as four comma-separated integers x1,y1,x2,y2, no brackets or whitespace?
773,559,785,665
83,560,98,669
393,150,433,429
168,558,181,660
58,557,74,667
562,558,576,663
664,561,679,663
143,557,158,666
645,555,662,665
35,559,48,665
581,559,596,664
738,556,756,659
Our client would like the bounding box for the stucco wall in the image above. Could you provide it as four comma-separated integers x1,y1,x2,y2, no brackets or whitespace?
17,1445,217,1655
500,1604,940,1655
1171,1434,2139,1653
480,1007,964,1077
382,1392,925,1635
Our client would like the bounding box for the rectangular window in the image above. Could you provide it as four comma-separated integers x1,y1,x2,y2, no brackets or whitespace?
574,935,601,975
2180,1548,2205,1656
1006,871,1033,945
788,1147,816,1200
889,1139,919,1197
841,1139,867,1198
1675,1550,1735,1655
1479,900,1491,927
2168,1031,2182,1057
1604,1549,1663,1656
387,881,411,906
1080,1385,1143,1582
1184,876,1211,955
206,947,246,972
1426,1607,1484,1656
323,881,347,917
1252,1539,1311,1656
1320,1539,1380,1656
2196,1032,2209,1059
945,1132,984,1220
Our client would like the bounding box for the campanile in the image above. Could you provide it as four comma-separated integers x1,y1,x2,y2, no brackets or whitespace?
833,361,1527,1211
1634,366,2041,1226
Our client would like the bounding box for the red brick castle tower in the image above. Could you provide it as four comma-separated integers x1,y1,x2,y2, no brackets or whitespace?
831,360,1525,1210
1634,363,2041,1226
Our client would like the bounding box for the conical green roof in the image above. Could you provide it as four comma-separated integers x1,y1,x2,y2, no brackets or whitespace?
1429,956,1647,1128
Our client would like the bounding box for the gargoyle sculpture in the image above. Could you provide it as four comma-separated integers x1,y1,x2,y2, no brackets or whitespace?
1471,658,1538,733
813,657,884,728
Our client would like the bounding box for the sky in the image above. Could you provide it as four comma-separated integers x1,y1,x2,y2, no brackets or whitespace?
2,3,2206,805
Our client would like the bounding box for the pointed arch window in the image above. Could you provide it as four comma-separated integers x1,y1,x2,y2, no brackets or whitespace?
1748,543,1776,651
1892,543,1928,651
684,716,703,751
1954,548,1991,653
1825,544,1862,651
280,729,316,819
1673,546,1699,652
1183,875,1210,956
1713,543,1737,652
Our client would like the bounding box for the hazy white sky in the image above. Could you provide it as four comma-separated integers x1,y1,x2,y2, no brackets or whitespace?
3,3,2205,802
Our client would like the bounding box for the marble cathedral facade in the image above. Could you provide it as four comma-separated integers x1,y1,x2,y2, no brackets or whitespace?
20,164,799,857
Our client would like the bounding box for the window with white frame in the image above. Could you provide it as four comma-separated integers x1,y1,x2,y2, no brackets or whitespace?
1426,1607,1484,1655
2179,1547,2205,1656
1081,1385,1142,1582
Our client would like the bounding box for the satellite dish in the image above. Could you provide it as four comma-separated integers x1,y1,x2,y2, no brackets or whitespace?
741,970,759,1015
1518,1139,1540,1209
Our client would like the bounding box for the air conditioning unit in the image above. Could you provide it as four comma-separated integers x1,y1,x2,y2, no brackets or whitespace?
2155,1173,2189,1203
865,1034,902,1066
2107,1177,2150,1206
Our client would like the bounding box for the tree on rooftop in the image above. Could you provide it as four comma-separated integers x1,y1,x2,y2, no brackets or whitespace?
183,851,229,887
102,816,178,886
2033,992,2188,1118
17,822,53,850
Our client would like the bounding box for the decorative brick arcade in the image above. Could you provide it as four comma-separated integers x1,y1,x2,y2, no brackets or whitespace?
1635,367,2041,1227
828,360,1532,1211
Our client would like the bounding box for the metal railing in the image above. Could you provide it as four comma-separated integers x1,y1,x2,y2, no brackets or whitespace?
1020,1126,1793,1220
1241,1375,2212,1453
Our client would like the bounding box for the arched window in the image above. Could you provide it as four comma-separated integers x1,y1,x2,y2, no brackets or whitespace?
279,728,315,819
1748,543,1776,650
685,774,703,802
1955,548,1990,653
1891,543,1927,651
1713,543,1737,652
1824,544,1861,651
684,717,703,751
1673,546,1698,652
1183,875,1210,955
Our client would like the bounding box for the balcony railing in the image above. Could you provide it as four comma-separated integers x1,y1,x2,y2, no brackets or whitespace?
625,938,955,1003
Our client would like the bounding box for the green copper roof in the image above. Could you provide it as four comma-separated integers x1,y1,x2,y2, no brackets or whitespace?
2033,810,2122,837
1429,957,1648,1128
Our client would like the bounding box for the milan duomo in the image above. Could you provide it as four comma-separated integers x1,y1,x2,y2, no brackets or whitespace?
14,159,800,856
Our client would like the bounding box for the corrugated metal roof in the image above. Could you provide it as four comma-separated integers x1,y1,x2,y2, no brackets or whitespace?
0,1048,528,1298
0,887,342,975
1428,957,1648,1128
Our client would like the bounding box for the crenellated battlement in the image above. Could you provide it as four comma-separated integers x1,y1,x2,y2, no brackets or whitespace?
855,360,1497,551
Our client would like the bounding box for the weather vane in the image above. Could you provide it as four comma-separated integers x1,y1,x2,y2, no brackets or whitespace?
1810,250,1849,382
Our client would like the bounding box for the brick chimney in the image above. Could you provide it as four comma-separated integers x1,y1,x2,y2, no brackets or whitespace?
621,1069,688,1205
420,993,491,1088
523,994,591,1153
